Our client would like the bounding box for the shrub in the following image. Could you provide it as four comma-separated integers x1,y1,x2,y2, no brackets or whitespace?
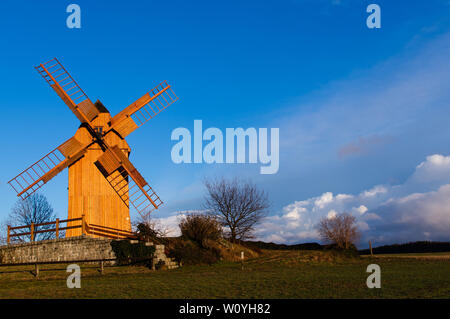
179,214,222,248
167,239,221,265
136,222,160,243
324,243,359,258
110,240,156,267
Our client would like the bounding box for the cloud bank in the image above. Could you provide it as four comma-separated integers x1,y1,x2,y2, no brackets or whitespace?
254,154,450,247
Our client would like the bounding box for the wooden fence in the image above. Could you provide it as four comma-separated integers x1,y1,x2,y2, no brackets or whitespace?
6,214,136,244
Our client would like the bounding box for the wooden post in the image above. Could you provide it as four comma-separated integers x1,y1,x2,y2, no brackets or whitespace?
369,240,373,256
34,264,39,278
55,218,59,239
241,251,244,270
100,261,104,275
81,214,85,235
7,225,10,244
30,223,35,242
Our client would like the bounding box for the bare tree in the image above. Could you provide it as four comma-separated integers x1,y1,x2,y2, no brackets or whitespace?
7,193,56,242
203,178,269,242
317,213,360,249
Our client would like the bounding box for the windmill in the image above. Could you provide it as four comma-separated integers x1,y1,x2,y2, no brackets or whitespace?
8,58,178,237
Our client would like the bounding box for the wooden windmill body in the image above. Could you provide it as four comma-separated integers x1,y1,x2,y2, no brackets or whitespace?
67,105,132,237
8,58,178,238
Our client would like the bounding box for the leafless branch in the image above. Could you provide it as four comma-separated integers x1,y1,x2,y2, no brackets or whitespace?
203,177,269,242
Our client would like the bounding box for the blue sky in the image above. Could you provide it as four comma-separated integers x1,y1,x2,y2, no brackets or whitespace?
0,1,449,247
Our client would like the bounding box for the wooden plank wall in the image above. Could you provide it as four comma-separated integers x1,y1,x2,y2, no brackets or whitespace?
67,113,132,237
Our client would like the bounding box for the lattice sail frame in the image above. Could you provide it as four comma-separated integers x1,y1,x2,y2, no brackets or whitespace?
8,148,65,200
105,167,163,219
8,136,88,200
36,58,100,124
95,145,163,218
109,80,178,138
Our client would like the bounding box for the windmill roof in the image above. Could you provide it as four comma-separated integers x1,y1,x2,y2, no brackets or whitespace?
94,100,110,113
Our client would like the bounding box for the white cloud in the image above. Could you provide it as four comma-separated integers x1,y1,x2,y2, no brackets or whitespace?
282,201,307,220
410,154,450,184
327,210,337,219
154,214,183,237
335,194,353,201
151,209,208,237
361,186,387,198
314,192,333,209
353,205,368,215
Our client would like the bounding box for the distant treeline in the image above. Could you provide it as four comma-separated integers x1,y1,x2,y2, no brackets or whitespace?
241,240,450,254
359,241,450,255
241,240,322,251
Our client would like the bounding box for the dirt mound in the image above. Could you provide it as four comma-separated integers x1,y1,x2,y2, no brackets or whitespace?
212,239,260,262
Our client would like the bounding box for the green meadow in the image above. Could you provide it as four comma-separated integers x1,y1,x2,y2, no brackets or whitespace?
0,250,448,299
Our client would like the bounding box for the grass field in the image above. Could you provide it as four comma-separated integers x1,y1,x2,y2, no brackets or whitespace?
0,250,448,298
361,252,450,258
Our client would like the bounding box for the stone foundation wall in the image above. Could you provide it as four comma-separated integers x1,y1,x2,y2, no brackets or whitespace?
0,236,179,269
153,243,179,270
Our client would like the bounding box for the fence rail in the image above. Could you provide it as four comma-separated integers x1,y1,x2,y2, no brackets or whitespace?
87,223,137,239
6,214,136,244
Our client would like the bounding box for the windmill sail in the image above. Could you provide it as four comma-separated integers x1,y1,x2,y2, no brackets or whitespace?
35,58,99,124
8,137,89,199
108,80,178,138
